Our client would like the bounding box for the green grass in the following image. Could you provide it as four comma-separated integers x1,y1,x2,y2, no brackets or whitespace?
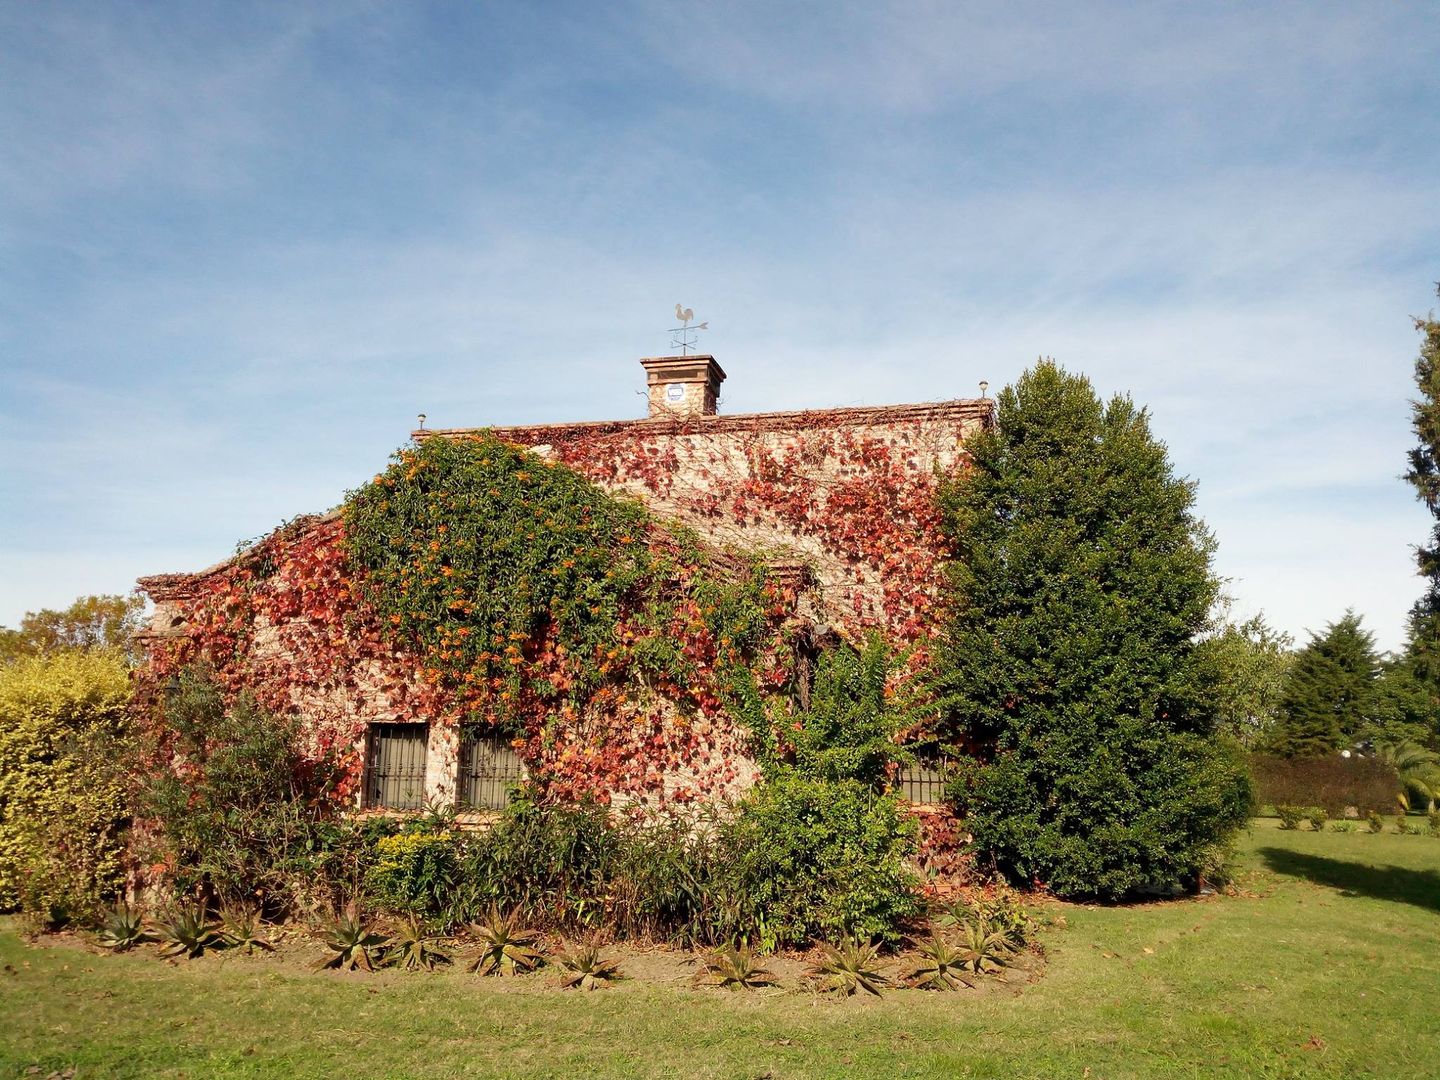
2,821,1437,1078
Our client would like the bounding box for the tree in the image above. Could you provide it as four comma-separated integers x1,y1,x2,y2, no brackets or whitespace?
1199,608,1293,747
1399,291,1440,728
937,360,1251,901
0,593,147,664
1268,611,1379,756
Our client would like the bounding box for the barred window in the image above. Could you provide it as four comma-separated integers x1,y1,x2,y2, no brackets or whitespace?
365,723,429,810
897,757,949,804
459,730,525,810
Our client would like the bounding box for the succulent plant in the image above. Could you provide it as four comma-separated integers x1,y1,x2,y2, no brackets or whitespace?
316,905,390,972
694,944,778,991
154,905,222,959
218,904,274,955
97,902,149,952
384,914,451,972
905,933,973,991
468,906,544,976
555,943,622,990
807,937,889,997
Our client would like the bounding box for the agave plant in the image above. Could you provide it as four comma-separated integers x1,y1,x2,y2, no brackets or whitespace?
316,905,390,972
905,933,974,991
694,944,779,991
468,907,544,976
384,914,452,972
936,890,1033,952
97,902,150,952
953,916,1014,976
219,904,274,955
807,937,889,997
555,943,622,990
154,905,223,959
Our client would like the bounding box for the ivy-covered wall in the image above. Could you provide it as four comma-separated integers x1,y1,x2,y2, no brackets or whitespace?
433,400,991,643
136,399,989,815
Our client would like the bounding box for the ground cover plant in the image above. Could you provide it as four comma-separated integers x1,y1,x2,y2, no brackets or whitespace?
7,823,1435,1077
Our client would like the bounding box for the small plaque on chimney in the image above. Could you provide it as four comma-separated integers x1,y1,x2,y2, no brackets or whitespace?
666,384,685,402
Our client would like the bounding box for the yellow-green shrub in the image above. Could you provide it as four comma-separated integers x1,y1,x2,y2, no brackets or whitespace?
0,650,132,922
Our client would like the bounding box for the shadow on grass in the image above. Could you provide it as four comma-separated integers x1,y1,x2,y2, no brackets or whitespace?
1258,847,1440,915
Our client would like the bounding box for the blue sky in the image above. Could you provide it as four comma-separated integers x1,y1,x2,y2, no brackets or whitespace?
2,1,1438,651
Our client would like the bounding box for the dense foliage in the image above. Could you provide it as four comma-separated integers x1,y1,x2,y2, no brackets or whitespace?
937,361,1251,899
0,651,132,923
343,432,779,747
1268,612,1380,756
712,772,921,946
352,783,918,949
138,667,354,915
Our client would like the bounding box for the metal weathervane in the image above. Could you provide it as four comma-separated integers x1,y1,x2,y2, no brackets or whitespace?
669,304,709,355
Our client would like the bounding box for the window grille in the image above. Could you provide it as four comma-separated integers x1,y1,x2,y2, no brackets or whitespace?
459,729,526,810
365,723,429,810
897,758,949,804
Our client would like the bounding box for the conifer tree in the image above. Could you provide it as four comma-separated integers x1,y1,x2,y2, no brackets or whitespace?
1402,293,1440,724
1268,611,1379,756
937,360,1251,901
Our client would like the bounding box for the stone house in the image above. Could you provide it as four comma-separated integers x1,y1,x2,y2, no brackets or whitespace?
136,355,992,819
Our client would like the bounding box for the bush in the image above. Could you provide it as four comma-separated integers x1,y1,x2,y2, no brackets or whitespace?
1249,754,1399,817
710,771,921,948
1367,811,1385,834
959,732,1253,900
450,795,616,928
1331,820,1356,833
137,667,349,915
1276,805,1304,830
365,820,461,917
1430,809,1440,838
789,635,920,786
1305,806,1328,831
0,651,132,924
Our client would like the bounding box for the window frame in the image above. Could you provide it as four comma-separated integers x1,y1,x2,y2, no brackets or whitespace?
896,754,951,805
363,722,430,811
457,728,526,811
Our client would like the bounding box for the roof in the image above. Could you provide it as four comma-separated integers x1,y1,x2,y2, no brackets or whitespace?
415,397,994,444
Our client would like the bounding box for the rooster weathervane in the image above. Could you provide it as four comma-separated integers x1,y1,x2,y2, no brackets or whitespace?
669,304,709,355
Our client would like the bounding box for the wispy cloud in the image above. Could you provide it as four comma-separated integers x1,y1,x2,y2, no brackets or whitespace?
1,1,1437,651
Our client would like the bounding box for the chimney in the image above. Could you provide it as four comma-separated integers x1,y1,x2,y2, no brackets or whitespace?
639,354,726,419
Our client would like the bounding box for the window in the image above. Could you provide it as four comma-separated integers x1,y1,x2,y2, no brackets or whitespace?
365,723,429,810
459,729,525,810
897,757,949,804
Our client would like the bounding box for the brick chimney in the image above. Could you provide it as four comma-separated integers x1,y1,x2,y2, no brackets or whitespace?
639,355,726,419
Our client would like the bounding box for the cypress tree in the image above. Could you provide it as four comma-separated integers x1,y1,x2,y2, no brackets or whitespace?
1402,293,1440,735
938,361,1250,901
1268,611,1379,756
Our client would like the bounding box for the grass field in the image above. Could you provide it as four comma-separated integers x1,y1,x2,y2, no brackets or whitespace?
2,820,1438,1079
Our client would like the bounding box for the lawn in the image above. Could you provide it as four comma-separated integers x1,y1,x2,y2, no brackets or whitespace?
2,821,1437,1079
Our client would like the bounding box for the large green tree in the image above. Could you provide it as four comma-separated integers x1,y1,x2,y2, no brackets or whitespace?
1400,292,1440,737
938,360,1250,901
1268,611,1379,756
